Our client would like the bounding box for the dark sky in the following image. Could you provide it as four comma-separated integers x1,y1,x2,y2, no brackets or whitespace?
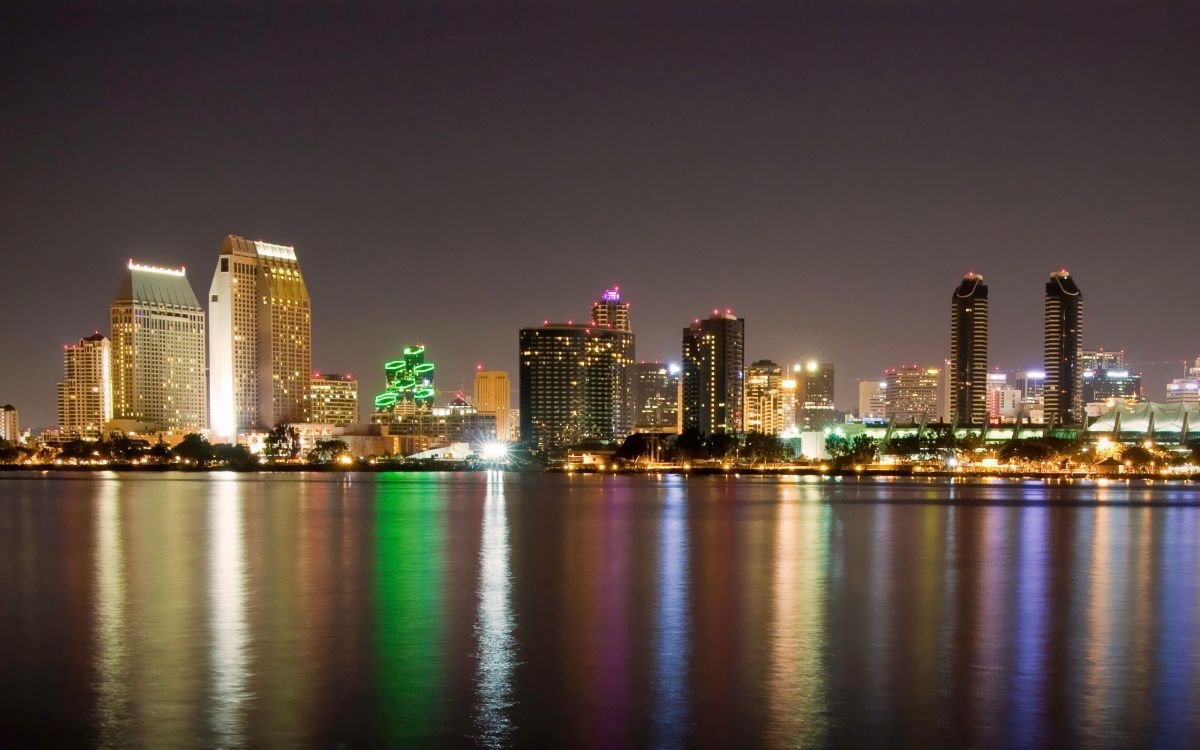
3,1,1198,429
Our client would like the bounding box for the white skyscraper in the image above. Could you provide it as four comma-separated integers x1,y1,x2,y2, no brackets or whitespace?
209,235,312,439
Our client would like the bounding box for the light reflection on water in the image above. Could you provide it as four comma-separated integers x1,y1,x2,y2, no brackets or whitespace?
1,473,1200,747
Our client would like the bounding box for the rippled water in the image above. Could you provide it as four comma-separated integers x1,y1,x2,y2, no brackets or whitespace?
1,472,1199,748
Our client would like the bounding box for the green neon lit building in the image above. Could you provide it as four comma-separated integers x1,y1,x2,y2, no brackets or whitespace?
374,345,437,412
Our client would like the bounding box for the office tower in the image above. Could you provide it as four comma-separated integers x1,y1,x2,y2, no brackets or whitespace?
858,380,887,420
950,273,989,426
1043,270,1084,425
681,310,744,435
519,323,635,452
1166,358,1200,405
985,373,1007,421
744,360,783,434
0,404,17,443
474,369,512,439
883,364,941,422
1081,348,1125,373
1082,368,1142,406
110,260,207,433
208,235,312,439
634,361,680,431
309,372,358,424
591,286,630,331
798,360,836,430
57,333,112,438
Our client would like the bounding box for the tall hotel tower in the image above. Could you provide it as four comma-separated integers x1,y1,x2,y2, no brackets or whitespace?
681,310,744,435
591,286,630,331
110,261,207,433
949,273,989,426
57,333,112,438
1043,270,1083,426
209,235,312,439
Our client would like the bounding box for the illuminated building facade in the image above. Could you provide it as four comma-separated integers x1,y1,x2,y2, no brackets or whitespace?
1166,358,1200,405
681,311,744,435
1083,368,1142,406
1,405,18,443
743,360,782,435
110,260,206,433
798,360,836,430
949,273,988,425
473,369,511,440
857,380,886,420
883,364,940,423
309,372,358,424
1043,270,1084,425
1082,348,1125,373
57,333,112,438
590,286,630,331
373,345,437,416
519,323,635,452
634,361,680,432
208,235,311,439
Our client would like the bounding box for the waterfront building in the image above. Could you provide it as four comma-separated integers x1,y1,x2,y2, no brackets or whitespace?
634,361,680,432
1083,368,1142,416
309,372,358,424
519,323,635,452
590,286,630,331
473,369,512,440
1043,270,1084,425
884,364,941,423
1,404,17,443
798,360,835,430
857,380,887,420
744,360,783,435
681,310,744,435
950,273,988,426
56,333,112,438
110,260,206,434
1166,358,1200,405
208,235,312,440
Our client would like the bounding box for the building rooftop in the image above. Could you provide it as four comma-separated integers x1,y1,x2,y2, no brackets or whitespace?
115,261,200,308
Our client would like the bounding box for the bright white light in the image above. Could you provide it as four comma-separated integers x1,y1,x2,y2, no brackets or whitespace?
667,363,681,375
481,442,508,461
338,454,353,465
806,360,819,373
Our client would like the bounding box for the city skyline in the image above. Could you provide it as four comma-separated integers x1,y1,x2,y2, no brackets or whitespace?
4,4,1199,429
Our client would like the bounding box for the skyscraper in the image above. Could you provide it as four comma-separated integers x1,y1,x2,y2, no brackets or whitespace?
1043,270,1084,426
309,372,358,424
634,361,680,432
473,369,512,439
883,365,941,422
1,404,19,443
208,235,312,439
857,380,887,420
591,286,630,331
110,260,206,433
1082,348,1125,373
519,323,635,452
798,360,836,430
949,272,989,426
57,333,112,438
744,359,782,435
681,310,744,435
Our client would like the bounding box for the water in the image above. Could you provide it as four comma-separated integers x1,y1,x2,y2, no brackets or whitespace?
1,472,1199,748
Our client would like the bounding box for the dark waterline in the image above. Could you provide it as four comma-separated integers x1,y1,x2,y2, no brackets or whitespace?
1,473,1198,748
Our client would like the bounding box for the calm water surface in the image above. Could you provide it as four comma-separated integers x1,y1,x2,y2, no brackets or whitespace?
2,472,1199,748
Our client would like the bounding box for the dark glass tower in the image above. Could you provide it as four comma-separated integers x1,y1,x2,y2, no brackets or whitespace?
518,323,634,453
681,311,744,435
1043,270,1084,426
950,273,989,426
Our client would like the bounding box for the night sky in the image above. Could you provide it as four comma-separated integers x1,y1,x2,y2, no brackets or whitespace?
3,1,1197,429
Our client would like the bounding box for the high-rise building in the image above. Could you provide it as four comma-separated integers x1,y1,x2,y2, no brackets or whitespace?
1082,368,1142,407
884,365,941,422
858,379,887,420
208,235,312,439
0,405,18,443
1081,348,1125,373
681,311,744,436
950,273,989,426
1044,270,1084,426
309,372,358,424
591,286,630,331
634,361,680,432
744,360,783,435
798,360,836,430
519,323,635,452
110,260,207,433
473,369,512,439
985,372,1008,421
1166,358,1200,405
57,333,112,438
